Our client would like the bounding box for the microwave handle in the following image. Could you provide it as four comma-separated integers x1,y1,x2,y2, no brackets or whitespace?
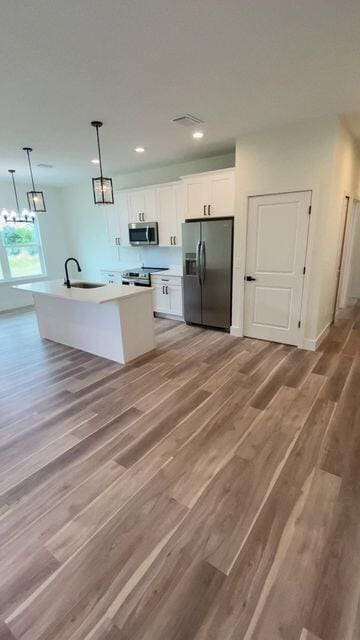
146,225,150,243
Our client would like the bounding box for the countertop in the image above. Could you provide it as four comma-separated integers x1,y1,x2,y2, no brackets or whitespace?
14,279,153,305
152,268,183,277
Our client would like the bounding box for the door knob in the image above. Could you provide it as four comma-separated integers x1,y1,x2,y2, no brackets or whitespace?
245,276,256,281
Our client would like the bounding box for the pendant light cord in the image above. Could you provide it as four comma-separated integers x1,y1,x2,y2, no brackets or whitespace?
95,124,104,180
9,170,20,213
24,148,36,191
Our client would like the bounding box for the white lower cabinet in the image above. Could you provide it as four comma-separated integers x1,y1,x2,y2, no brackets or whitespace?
152,283,171,313
168,285,183,316
152,275,183,317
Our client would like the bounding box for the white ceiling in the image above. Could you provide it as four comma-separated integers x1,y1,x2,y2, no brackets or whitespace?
1,0,360,186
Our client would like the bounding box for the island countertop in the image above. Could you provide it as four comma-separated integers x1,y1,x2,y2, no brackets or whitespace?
13,279,153,305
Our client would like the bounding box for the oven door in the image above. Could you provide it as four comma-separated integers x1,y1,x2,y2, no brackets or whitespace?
122,277,150,287
128,222,158,245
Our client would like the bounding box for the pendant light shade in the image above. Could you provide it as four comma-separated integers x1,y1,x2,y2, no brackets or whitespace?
2,170,35,224
23,147,46,212
91,121,114,205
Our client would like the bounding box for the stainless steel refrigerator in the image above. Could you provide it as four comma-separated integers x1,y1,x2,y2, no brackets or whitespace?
182,218,233,330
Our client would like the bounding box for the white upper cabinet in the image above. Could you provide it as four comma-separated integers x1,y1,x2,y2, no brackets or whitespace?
182,176,208,219
128,188,157,223
104,191,130,246
109,168,234,247
157,183,184,247
182,168,235,218
208,170,235,216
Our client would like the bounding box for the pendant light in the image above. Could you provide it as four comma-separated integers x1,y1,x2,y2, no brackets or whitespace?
91,121,114,205
23,147,46,212
2,170,35,224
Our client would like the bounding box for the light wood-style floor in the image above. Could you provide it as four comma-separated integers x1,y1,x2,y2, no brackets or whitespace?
0,306,359,640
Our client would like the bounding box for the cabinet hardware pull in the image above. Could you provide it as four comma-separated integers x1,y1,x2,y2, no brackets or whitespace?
174,236,176,245
170,236,173,245
166,286,168,294
162,286,165,294
208,204,211,215
203,204,206,216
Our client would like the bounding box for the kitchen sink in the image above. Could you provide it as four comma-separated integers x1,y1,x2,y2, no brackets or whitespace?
70,282,106,289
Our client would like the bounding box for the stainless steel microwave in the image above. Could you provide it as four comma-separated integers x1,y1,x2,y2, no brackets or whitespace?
128,222,159,245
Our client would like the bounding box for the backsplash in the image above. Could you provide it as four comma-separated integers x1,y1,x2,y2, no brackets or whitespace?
116,245,182,269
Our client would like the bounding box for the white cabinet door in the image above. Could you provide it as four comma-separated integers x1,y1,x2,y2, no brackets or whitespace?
183,177,207,219
104,192,130,246
152,283,170,313
143,188,157,221
128,188,157,223
128,190,145,223
115,191,130,245
104,207,121,246
182,169,235,219
244,191,311,346
174,183,185,247
169,285,183,316
207,170,235,216
157,185,177,246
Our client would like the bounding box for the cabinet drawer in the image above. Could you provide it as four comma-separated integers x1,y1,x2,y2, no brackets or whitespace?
151,275,182,287
100,271,122,284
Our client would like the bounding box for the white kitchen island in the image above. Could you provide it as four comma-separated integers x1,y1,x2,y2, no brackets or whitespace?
14,280,155,364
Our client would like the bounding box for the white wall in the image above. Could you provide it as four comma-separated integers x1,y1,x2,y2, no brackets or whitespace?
234,116,340,346
0,182,70,312
62,153,235,281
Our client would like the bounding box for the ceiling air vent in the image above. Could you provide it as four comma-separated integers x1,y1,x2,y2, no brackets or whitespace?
172,114,204,127
37,163,53,169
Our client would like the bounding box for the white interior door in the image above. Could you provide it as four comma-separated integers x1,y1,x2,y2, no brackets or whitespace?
244,191,311,345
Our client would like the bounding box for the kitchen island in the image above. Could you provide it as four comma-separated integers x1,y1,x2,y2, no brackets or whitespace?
13,279,155,364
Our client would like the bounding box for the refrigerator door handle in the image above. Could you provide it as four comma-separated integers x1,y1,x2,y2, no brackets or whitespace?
196,240,202,285
200,241,206,283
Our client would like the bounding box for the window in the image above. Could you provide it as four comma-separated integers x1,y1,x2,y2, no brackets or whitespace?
0,220,46,280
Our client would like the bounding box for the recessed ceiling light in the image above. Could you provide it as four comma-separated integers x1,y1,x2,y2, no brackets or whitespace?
91,158,99,164
193,131,204,139
135,146,145,153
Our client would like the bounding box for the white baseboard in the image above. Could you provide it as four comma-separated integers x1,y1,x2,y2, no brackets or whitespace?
230,325,243,337
302,322,330,351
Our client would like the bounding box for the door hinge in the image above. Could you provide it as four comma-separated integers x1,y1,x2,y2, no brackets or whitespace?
298,320,301,328
303,266,306,275
308,205,312,215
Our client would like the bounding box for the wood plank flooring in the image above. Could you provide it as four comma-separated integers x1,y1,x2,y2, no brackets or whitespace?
0,305,359,639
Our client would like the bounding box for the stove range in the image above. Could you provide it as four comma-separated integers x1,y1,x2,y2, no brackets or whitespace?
121,267,168,287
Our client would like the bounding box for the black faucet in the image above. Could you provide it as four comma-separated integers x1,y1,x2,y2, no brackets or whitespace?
64,257,82,288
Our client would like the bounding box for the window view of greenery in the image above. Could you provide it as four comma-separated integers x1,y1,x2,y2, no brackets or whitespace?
0,221,44,279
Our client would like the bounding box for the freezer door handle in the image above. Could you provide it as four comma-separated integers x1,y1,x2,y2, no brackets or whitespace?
200,241,206,283
196,240,202,285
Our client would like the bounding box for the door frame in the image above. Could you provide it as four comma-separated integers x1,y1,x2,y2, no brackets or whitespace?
332,194,350,321
337,197,360,308
240,189,313,349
